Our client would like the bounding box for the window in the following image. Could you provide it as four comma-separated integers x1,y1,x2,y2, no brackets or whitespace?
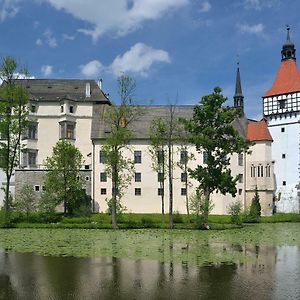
23,150,37,167
238,153,243,166
282,154,286,159
181,172,187,183
157,150,164,164
158,172,164,182
266,165,271,177
101,188,107,195
100,172,107,182
30,104,36,113
257,165,264,177
99,151,106,163
61,105,64,113
251,165,256,177
283,181,286,186
135,188,141,196
34,185,40,192
134,151,142,164
238,174,243,183
158,188,164,196
60,121,75,140
42,186,46,191
278,100,286,109
69,105,74,113
180,150,188,164
27,123,37,140
85,176,89,181
181,188,187,196
203,151,208,163
281,127,285,132
84,165,90,170
135,173,141,182
238,189,242,195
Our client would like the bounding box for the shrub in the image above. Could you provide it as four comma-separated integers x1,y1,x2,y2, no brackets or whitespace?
227,201,242,225
173,211,183,223
245,189,261,223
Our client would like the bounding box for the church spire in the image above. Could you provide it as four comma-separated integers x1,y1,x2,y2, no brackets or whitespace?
281,26,296,61
234,61,244,114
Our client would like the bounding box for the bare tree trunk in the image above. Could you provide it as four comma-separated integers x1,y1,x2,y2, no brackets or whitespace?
168,143,173,229
203,189,210,225
111,150,118,229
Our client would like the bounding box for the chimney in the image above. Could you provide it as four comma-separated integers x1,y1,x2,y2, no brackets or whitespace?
85,82,91,97
97,79,103,90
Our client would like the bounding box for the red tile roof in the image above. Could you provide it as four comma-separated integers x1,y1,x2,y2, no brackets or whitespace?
263,60,300,97
247,119,273,142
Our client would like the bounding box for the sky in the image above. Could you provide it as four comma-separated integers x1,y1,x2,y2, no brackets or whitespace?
1,0,300,119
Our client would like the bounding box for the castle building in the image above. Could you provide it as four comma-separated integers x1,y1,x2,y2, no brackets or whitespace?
263,27,300,213
0,68,275,215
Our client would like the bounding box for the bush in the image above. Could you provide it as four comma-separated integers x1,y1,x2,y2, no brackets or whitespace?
227,201,242,225
173,211,183,223
245,189,261,223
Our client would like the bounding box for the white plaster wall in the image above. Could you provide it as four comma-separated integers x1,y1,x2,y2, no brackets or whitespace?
268,115,300,212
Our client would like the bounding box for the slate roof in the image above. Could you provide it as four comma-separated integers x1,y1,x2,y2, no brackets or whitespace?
91,104,249,140
15,79,110,103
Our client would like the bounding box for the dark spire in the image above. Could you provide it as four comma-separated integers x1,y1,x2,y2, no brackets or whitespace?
234,61,244,114
281,25,296,61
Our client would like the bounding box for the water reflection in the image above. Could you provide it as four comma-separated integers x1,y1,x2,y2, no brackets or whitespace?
0,246,299,300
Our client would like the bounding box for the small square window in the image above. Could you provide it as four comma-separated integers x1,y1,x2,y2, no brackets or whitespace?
238,189,242,195
100,172,107,182
158,188,164,196
282,154,286,159
135,173,141,182
158,172,164,182
69,106,74,113
181,188,187,196
181,173,187,182
101,188,107,195
135,188,141,196
283,181,286,186
281,127,285,132
34,185,40,192
134,151,142,164
30,105,36,113
84,165,90,170
85,176,89,181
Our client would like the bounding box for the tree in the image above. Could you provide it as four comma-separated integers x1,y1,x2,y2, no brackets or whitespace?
248,187,261,222
43,140,84,215
149,118,167,216
101,74,142,229
13,184,38,219
182,87,250,224
0,56,29,225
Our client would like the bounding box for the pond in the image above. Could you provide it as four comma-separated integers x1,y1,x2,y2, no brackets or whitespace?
0,224,299,299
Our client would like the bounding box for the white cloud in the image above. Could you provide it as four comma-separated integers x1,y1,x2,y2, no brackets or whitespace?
36,38,43,46
0,0,20,22
243,0,280,10
80,60,103,77
45,0,189,41
43,29,57,48
199,1,211,12
236,23,264,35
110,43,171,77
62,33,75,41
41,65,53,76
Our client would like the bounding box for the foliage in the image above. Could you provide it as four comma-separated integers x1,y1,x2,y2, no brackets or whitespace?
43,140,84,215
182,87,251,223
13,184,38,219
245,189,261,223
105,197,127,215
0,56,29,225
227,201,242,225
101,74,142,229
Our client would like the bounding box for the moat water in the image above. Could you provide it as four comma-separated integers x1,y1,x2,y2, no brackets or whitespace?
0,245,299,300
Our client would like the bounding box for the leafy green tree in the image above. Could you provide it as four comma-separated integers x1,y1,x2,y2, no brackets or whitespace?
102,74,142,229
0,56,29,225
149,118,167,216
43,140,84,215
227,200,242,225
13,184,38,219
182,87,250,224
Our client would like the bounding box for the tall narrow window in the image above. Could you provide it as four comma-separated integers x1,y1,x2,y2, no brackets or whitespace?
158,172,164,182
134,151,142,164
135,173,141,182
99,151,106,163
135,188,141,196
180,150,188,164
157,150,164,164
181,172,187,183
158,188,164,196
28,123,37,140
238,174,243,183
203,151,208,163
100,172,107,182
238,153,243,166
60,121,75,140
181,188,187,196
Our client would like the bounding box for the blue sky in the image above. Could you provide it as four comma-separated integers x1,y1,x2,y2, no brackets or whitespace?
1,0,300,119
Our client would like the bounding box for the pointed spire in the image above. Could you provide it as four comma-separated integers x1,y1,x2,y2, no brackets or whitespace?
234,61,244,114
281,25,296,61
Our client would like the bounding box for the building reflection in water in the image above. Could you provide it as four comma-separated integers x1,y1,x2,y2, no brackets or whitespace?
0,244,299,299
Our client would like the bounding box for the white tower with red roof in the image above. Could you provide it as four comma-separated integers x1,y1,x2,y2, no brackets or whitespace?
263,27,300,212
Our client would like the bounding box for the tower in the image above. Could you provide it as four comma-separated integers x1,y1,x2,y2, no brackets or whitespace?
263,27,300,212
234,62,244,114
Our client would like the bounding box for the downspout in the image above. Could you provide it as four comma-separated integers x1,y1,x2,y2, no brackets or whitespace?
92,140,95,212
